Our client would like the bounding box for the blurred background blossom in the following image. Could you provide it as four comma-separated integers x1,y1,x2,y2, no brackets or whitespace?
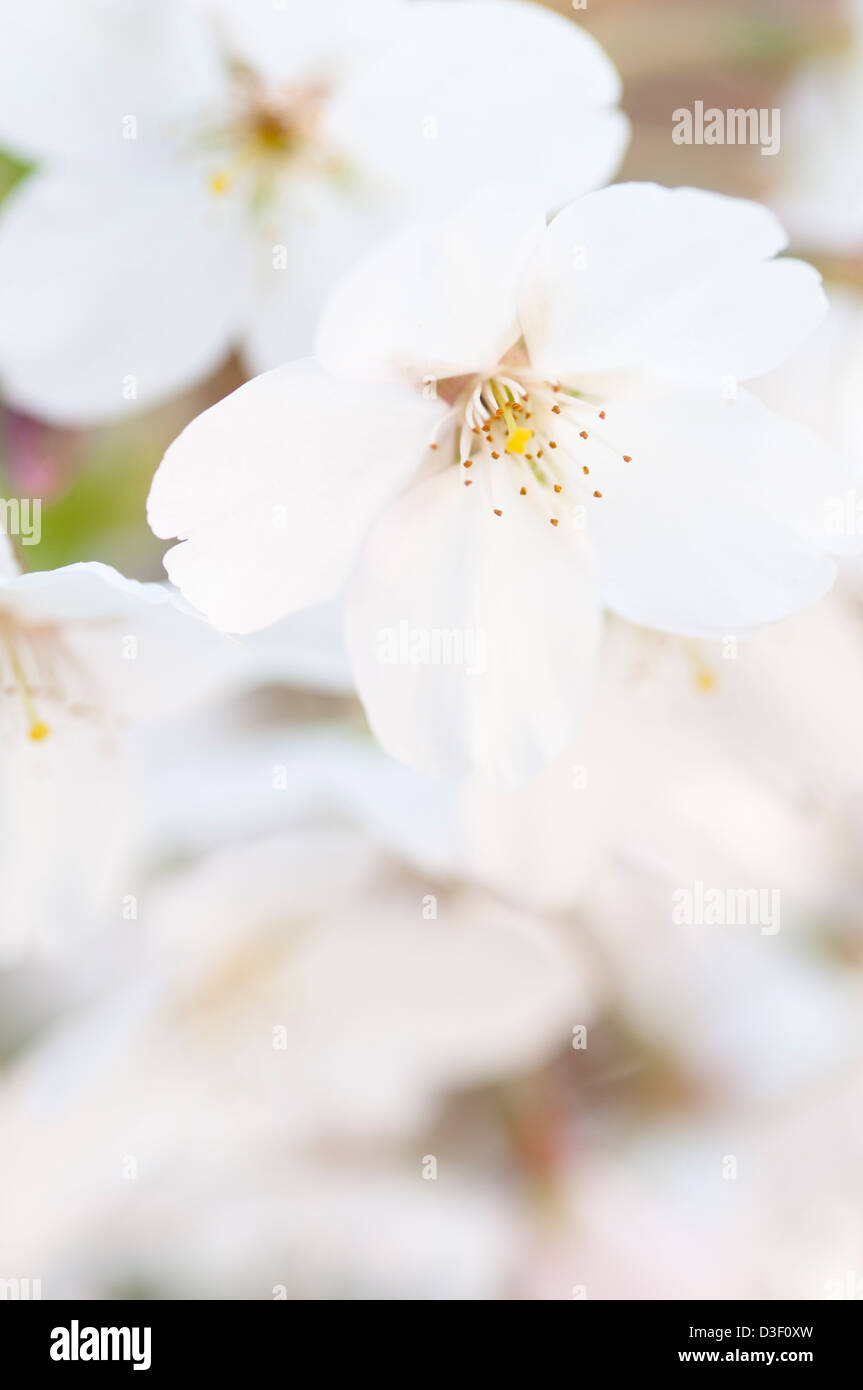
2,0,863,1301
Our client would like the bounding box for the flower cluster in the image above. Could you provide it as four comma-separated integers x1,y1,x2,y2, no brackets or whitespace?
1,0,863,1307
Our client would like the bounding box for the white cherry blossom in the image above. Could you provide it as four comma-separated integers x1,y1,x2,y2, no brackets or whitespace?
0,823,587,1299
0,532,245,961
771,0,863,253
0,534,243,742
149,183,848,782
0,0,627,423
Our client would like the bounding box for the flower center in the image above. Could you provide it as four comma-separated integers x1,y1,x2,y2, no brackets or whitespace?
432,371,634,526
200,73,348,207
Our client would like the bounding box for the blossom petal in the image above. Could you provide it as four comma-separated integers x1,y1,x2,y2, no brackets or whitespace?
773,55,863,254
0,533,20,581
204,0,406,87
327,0,628,216
0,166,247,424
522,183,827,389
750,288,863,524
3,564,244,722
585,389,841,636
0,0,225,164
0,722,135,964
345,462,601,782
148,360,444,632
316,190,545,383
238,601,355,694
240,176,396,373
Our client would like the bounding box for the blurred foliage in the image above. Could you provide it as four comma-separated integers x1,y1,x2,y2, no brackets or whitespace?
32,433,166,575
0,147,29,203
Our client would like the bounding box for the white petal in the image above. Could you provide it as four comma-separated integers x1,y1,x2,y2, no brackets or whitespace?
240,175,396,372
584,389,840,636
316,189,545,383
0,166,247,424
522,183,826,387
0,0,225,163
1,562,140,625
345,462,601,782
148,360,444,632
3,564,243,722
0,724,136,964
327,0,628,215
134,719,459,872
150,830,381,968
143,830,586,1134
204,0,406,86
772,53,863,254
238,600,354,694
296,888,586,1101
750,288,863,521
0,532,21,581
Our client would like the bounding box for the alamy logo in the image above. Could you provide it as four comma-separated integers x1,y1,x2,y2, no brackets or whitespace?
0,1277,41,1299
672,880,781,935
672,101,780,156
0,497,41,545
50,1321,152,1372
376,621,486,676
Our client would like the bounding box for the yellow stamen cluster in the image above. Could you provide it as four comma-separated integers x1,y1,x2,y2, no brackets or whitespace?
456,374,634,526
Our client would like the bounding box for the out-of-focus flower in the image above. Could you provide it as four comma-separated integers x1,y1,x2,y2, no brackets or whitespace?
132,717,458,874
578,857,860,1108
125,603,863,1115
518,1152,744,1300
135,829,589,1139
129,575,863,957
444,588,863,915
752,287,863,600
0,534,243,741
0,1119,523,1299
0,0,627,423
753,287,863,488
149,184,845,782
0,823,589,1297
772,0,863,253
0,532,248,961
521,1063,863,1300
